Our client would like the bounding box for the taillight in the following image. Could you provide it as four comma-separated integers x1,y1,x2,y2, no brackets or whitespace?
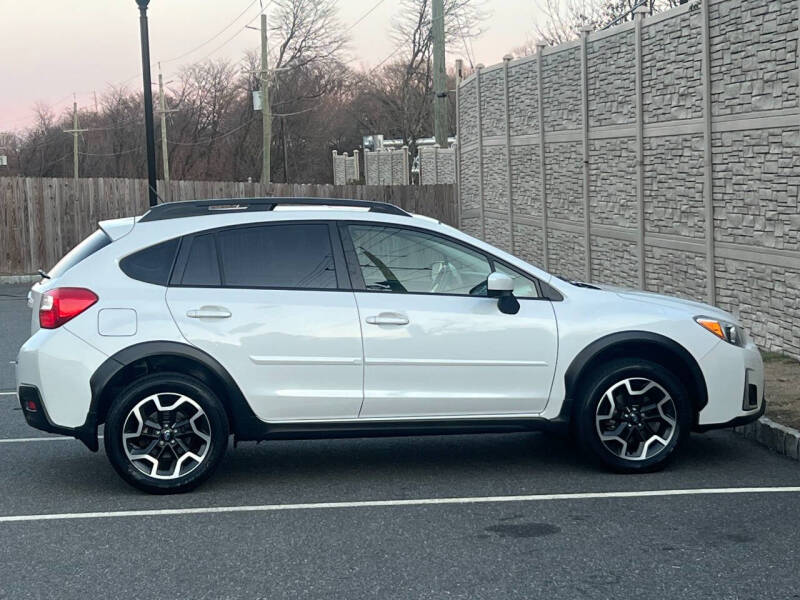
39,288,98,329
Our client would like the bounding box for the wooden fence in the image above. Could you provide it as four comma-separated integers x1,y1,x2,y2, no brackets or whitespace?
0,177,457,275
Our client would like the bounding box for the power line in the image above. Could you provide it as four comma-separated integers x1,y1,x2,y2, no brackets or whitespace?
190,1,274,67
161,0,262,64
167,118,257,146
368,39,408,75
342,0,390,35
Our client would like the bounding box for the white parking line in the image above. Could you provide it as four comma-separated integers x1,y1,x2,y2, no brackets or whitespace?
1,487,799,524
0,435,103,444
0,392,17,396
0,436,72,443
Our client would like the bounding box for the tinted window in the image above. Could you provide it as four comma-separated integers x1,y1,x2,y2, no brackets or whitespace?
181,234,220,286
347,225,491,295
49,229,111,278
217,223,336,289
120,238,179,285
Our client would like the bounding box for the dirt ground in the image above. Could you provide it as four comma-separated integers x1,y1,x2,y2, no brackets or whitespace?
763,351,800,431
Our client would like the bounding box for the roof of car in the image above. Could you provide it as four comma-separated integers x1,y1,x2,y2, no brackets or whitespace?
138,197,412,223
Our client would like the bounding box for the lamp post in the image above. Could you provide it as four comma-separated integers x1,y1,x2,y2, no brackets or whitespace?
136,0,159,207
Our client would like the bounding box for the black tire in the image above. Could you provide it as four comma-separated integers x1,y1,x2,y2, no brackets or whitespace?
574,358,692,473
104,372,229,494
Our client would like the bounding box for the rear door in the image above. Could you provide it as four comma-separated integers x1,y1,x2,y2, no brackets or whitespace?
166,221,364,422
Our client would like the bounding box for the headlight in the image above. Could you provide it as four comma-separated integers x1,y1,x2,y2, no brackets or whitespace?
694,316,746,346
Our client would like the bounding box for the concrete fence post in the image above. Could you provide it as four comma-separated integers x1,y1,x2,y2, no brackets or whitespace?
700,0,717,305
402,146,410,185
634,8,647,290
503,54,515,253
353,149,360,182
580,28,592,282
535,45,549,270
332,150,338,185
434,144,440,184
455,58,463,227
476,64,486,238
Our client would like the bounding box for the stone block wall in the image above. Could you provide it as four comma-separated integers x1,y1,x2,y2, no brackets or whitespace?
457,0,800,359
333,150,360,185
419,146,456,184
364,149,408,185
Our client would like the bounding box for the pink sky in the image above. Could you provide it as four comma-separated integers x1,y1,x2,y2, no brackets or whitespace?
0,0,542,133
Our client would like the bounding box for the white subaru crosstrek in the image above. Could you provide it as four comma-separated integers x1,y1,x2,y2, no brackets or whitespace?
16,198,765,493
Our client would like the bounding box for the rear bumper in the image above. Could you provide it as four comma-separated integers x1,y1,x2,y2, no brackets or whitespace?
17,385,99,450
16,327,107,451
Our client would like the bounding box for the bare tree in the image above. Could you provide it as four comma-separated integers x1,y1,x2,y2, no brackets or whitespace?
351,0,484,162
530,0,683,47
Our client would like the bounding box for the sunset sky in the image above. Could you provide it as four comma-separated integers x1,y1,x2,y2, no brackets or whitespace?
0,0,543,133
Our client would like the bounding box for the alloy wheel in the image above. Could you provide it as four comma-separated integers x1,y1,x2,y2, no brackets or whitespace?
594,377,677,461
122,393,212,479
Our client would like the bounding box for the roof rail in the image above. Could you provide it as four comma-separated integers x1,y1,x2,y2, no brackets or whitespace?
138,197,411,222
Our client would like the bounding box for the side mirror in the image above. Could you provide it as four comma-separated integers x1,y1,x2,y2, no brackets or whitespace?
487,272,520,315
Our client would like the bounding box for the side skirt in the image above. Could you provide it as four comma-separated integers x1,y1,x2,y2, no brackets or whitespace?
234,416,569,443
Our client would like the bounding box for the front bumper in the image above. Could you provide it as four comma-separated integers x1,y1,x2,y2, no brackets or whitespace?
695,337,765,428
694,398,766,432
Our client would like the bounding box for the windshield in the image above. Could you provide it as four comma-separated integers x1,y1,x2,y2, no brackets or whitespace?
47,229,111,279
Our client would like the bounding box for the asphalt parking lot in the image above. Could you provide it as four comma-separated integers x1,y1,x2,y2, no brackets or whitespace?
2,283,800,599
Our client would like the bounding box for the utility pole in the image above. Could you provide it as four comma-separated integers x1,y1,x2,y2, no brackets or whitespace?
260,13,271,184
157,64,178,202
432,0,448,148
136,0,158,207
63,99,87,180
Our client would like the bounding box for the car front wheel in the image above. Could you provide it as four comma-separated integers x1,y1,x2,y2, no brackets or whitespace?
104,372,229,494
575,358,692,473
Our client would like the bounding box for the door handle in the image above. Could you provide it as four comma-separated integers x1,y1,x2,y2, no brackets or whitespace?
366,312,409,326
186,306,232,319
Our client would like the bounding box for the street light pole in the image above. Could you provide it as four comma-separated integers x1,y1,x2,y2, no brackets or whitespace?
136,0,159,207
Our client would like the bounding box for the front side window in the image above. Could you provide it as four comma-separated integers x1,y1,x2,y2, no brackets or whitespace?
347,224,492,295
492,263,540,299
216,223,336,289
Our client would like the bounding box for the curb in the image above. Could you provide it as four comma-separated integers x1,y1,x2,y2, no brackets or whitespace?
734,417,800,462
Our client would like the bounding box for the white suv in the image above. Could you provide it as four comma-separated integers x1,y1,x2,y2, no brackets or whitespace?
16,198,765,493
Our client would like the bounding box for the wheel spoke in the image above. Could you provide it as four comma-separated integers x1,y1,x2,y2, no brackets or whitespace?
122,392,211,481
595,377,677,462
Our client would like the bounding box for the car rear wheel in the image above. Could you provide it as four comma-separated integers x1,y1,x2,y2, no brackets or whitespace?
575,358,692,473
104,373,229,494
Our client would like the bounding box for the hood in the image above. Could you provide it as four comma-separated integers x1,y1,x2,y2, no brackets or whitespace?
589,283,737,323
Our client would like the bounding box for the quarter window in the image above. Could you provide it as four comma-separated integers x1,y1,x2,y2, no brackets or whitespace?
216,223,336,289
120,238,179,286
347,225,492,295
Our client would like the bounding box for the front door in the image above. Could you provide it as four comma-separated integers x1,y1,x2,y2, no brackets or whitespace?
341,222,558,419
166,221,364,422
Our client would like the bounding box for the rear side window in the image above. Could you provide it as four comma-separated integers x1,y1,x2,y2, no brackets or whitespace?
181,234,220,286
120,238,179,285
48,230,111,278
216,223,336,289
